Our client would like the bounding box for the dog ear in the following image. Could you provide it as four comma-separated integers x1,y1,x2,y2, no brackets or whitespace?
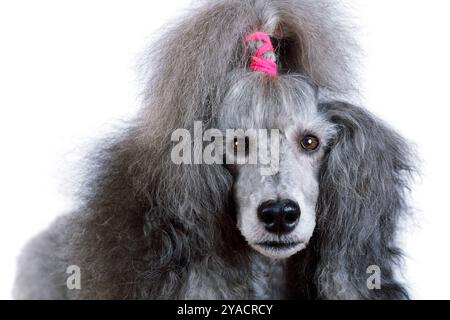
316,101,416,299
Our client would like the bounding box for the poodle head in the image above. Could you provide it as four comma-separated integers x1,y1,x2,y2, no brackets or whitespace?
217,73,335,259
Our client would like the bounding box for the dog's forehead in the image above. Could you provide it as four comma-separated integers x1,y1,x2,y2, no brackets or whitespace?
219,75,318,130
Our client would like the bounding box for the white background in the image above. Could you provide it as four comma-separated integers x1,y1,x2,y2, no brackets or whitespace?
0,0,449,300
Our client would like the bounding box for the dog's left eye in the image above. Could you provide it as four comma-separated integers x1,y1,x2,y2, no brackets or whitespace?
300,135,320,151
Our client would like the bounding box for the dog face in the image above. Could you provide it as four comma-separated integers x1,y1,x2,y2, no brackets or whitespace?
218,74,336,259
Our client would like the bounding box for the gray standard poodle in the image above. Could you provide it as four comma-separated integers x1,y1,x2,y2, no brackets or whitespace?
14,0,415,300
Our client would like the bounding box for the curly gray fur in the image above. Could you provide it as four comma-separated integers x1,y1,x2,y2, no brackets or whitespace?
14,0,415,300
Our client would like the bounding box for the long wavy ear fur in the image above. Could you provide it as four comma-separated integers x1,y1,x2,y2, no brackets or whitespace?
316,101,416,299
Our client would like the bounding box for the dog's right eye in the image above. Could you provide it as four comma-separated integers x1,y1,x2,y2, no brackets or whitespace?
234,137,250,156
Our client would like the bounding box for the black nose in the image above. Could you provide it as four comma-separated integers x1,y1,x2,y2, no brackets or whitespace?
257,199,301,234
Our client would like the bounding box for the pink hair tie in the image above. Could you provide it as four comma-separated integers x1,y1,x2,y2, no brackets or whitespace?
245,32,278,77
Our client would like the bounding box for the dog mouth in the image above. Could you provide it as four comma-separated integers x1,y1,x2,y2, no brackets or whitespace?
255,241,302,250
252,240,305,259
